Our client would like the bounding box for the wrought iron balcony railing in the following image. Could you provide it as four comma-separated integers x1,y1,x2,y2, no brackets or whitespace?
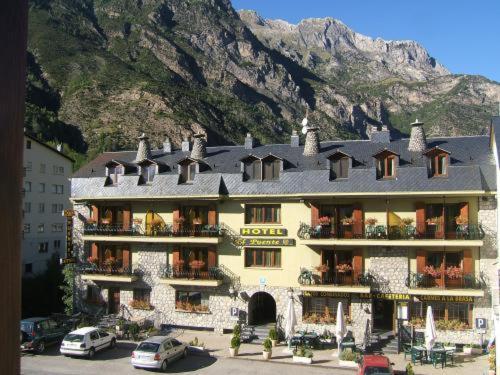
298,267,375,287
297,222,484,241
78,262,134,276
84,223,227,238
406,272,484,290
162,264,224,281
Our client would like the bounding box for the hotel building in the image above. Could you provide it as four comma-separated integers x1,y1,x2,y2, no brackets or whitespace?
70,120,499,344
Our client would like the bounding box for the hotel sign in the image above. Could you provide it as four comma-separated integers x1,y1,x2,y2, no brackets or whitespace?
62,209,76,264
240,228,288,236
243,238,295,247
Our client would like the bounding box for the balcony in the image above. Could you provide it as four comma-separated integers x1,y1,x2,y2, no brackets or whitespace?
159,264,224,287
298,222,484,247
79,263,138,283
83,223,226,244
298,268,373,294
406,272,484,297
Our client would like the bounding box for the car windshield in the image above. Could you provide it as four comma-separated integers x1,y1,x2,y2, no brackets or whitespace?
365,367,391,375
20,322,33,332
64,334,84,342
136,342,160,353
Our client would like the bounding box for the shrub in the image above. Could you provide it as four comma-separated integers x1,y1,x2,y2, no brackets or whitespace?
128,323,140,341
233,324,241,336
339,349,359,362
406,362,415,375
293,345,313,358
269,328,278,340
263,338,272,352
464,343,482,349
489,345,496,371
230,335,241,349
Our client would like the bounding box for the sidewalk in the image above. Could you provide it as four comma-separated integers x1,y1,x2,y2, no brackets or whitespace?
174,330,490,374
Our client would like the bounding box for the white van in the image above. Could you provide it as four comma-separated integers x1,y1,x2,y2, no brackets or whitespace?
60,327,116,358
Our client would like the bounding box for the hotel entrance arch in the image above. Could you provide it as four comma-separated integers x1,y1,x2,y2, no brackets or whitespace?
248,292,276,326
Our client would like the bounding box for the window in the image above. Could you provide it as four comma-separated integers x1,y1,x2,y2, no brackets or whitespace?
52,184,64,194
53,165,64,175
86,285,100,302
38,203,45,213
133,289,151,303
303,296,350,323
262,158,280,181
24,181,31,192
24,202,31,213
175,291,209,312
98,330,109,338
245,248,281,267
54,240,61,249
107,165,123,185
26,161,32,171
26,140,31,149
25,263,33,273
40,164,46,173
52,204,58,213
430,154,448,177
24,224,30,233
243,159,262,181
377,156,396,179
90,331,99,341
38,242,49,253
52,223,63,232
180,162,196,183
37,224,44,233
330,156,349,180
180,248,208,269
140,164,156,183
245,204,281,224
38,183,45,193
412,301,470,326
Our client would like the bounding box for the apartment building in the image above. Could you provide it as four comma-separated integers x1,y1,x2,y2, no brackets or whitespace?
22,133,73,275
70,121,497,345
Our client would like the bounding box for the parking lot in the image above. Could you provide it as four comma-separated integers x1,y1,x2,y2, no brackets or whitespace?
20,342,354,375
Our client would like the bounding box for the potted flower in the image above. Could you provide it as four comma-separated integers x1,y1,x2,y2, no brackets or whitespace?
101,217,111,225
315,264,329,273
401,217,414,226
336,263,353,273
455,215,468,226
463,343,482,355
188,337,205,352
426,216,440,225
338,349,360,368
262,338,272,360
87,256,99,265
173,259,185,273
293,345,313,364
132,217,143,225
103,257,116,272
318,216,331,226
189,260,205,270
489,345,495,375
192,217,202,225
423,265,440,278
129,300,153,310
174,216,186,225
365,217,378,226
86,217,96,224
229,335,240,357
446,266,462,279
269,328,278,347
341,217,354,226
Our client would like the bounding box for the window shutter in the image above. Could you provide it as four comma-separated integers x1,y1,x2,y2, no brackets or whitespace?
415,202,425,237
244,161,252,180
122,206,131,230
340,157,349,178
352,249,363,281
173,206,180,232
172,248,180,267
416,249,426,273
189,163,196,180
122,246,130,270
91,242,98,260
462,249,473,275
311,202,320,226
91,205,99,222
459,202,469,223
208,205,217,226
207,247,217,268
254,160,262,180
273,160,280,179
352,203,363,237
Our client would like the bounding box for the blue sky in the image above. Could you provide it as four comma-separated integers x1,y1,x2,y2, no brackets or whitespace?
231,0,500,82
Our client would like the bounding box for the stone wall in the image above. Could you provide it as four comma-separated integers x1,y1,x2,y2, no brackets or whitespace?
416,328,484,345
368,247,409,293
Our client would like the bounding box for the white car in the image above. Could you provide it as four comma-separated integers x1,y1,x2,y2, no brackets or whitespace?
131,336,187,371
60,327,116,358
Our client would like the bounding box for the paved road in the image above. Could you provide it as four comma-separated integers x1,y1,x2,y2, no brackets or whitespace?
21,342,355,375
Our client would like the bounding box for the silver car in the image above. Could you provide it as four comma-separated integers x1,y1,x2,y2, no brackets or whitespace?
131,336,187,371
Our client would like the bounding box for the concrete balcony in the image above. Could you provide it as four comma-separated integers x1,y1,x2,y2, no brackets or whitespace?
406,272,484,297
79,265,138,283
298,269,373,294
159,265,224,287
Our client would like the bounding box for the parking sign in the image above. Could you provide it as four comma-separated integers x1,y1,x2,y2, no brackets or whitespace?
476,318,487,330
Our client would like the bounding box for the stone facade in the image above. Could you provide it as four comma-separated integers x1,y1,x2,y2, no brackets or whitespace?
408,122,427,152
303,128,319,156
368,247,409,294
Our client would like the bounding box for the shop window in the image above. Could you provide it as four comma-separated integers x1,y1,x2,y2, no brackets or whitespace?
302,296,350,324
175,291,209,312
411,301,470,327
245,204,281,224
244,248,281,268
133,289,151,303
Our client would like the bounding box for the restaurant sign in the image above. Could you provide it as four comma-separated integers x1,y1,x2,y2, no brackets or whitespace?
62,209,76,264
416,295,474,303
302,291,351,298
240,228,288,236
359,293,475,303
243,238,295,247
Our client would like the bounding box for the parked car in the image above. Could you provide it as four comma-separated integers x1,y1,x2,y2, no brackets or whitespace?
131,336,187,371
60,327,116,358
358,355,394,375
20,317,71,353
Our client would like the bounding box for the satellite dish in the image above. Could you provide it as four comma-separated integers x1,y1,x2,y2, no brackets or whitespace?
301,126,308,135
301,117,308,127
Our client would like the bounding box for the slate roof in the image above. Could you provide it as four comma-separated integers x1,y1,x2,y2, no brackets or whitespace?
71,135,496,199
491,116,500,166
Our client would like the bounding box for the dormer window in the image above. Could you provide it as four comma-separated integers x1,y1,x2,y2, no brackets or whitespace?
424,147,450,178
242,154,282,182
373,149,398,179
107,164,123,185
262,156,280,181
140,164,156,184
180,162,196,183
243,157,261,181
328,151,350,180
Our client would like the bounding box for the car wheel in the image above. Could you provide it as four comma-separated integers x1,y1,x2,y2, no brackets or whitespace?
88,347,95,359
36,341,45,354
109,338,116,349
160,359,168,372
183,348,188,358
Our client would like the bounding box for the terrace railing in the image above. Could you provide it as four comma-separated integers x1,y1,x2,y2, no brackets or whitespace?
79,262,134,276
406,271,484,290
298,268,375,287
84,222,227,238
162,264,224,281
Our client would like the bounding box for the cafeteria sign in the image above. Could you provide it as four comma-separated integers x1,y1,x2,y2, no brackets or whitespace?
240,228,288,236
243,238,295,247
62,209,76,264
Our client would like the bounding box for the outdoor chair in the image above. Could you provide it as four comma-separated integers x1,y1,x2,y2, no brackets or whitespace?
403,343,412,360
365,225,376,239
374,225,387,238
404,225,416,239
411,347,424,365
430,350,445,368
445,350,454,366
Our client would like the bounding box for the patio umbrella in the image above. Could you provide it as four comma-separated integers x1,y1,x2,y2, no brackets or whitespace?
284,294,297,350
335,302,347,352
424,305,437,352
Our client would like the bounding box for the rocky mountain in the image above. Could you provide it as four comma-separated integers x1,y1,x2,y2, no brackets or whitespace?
25,0,500,166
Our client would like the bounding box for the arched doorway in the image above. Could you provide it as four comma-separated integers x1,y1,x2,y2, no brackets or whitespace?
248,292,276,326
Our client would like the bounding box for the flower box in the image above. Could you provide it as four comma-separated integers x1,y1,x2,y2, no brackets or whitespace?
292,356,312,364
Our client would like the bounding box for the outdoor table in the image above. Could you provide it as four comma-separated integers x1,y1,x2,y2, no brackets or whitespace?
412,345,428,363
430,348,448,368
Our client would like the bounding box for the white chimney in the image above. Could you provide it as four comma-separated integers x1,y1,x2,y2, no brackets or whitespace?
291,130,300,147
244,133,254,149
163,137,172,153
181,136,190,152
